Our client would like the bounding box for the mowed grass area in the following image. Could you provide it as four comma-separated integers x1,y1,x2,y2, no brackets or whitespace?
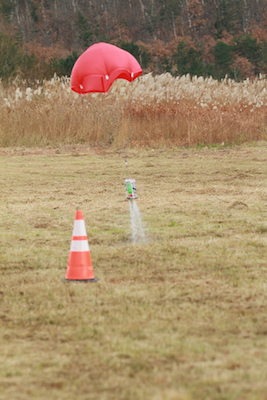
1,143,267,400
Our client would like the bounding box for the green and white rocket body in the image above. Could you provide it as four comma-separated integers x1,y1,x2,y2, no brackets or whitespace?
125,179,138,200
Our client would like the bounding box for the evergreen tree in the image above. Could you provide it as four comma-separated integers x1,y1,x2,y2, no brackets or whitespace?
214,0,245,37
118,41,151,69
260,40,267,74
187,47,204,77
213,41,233,79
175,41,204,77
233,34,261,74
76,12,93,49
175,41,188,76
50,52,79,77
0,33,22,82
0,0,15,22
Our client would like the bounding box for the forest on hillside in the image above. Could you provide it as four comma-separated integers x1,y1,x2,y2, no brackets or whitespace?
1,0,267,82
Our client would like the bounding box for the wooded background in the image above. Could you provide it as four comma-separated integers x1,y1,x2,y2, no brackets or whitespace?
1,0,267,81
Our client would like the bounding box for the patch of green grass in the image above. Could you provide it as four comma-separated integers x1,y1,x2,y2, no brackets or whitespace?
258,225,267,234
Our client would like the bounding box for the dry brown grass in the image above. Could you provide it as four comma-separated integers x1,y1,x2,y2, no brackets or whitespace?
1,143,267,399
129,101,267,146
2,96,267,148
2,74,267,148
0,95,124,147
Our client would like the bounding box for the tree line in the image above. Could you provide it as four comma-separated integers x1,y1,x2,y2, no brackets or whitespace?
1,0,267,82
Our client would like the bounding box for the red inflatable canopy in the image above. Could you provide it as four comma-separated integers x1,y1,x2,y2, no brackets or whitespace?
71,42,143,94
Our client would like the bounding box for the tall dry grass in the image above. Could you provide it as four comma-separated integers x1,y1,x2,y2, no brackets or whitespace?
1,73,267,147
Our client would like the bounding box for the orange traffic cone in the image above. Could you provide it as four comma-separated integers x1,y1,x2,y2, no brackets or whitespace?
64,210,98,282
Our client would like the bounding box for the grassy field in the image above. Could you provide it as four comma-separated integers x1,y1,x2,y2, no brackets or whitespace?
1,143,267,400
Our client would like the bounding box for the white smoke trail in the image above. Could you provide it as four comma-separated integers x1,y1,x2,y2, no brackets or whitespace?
129,199,146,244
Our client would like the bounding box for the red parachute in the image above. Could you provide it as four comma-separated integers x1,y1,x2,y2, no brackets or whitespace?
71,42,143,94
